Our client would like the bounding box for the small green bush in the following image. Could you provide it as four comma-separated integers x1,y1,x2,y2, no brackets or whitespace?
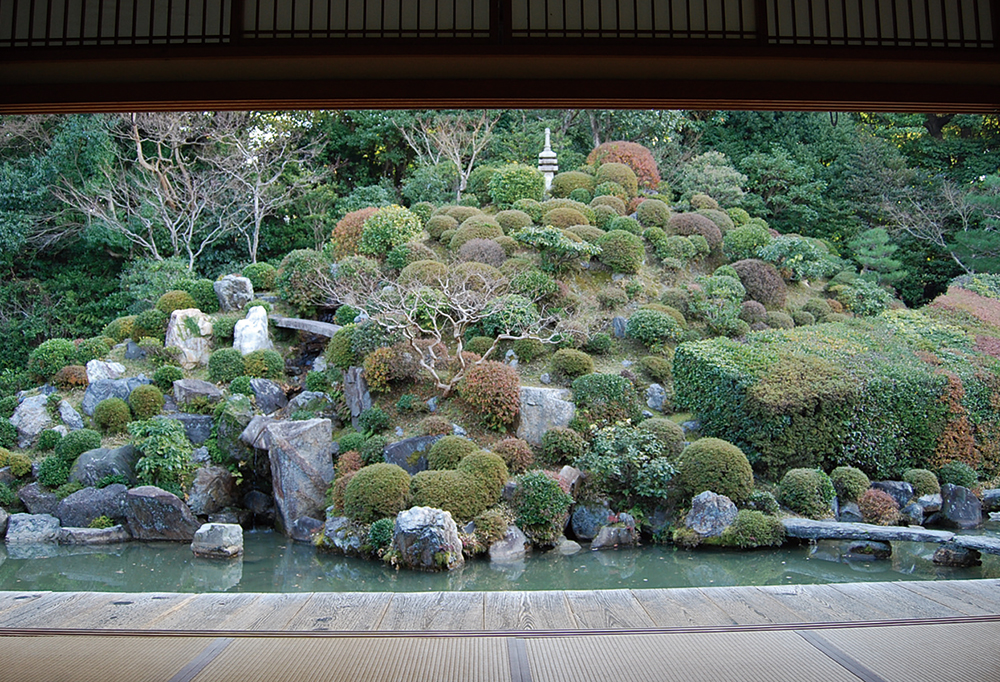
513,338,547,363
608,216,641,235
129,418,194,496
676,438,754,505
208,348,246,383
229,375,254,396
7,452,31,477
427,436,478,470
903,468,940,497
93,398,131,435
636,199,671,228
830,466,870,502
513,470,573,545
425,214,459,240
460,361,521,431
777,468,836,518
367,517,395,553
637,417,685,458
155,290,198,314
36,429,63,452
0,420,14,450
639,355,673,385
76,337,112,364
626,309,682,350
325,325,359,371
449,223,504,251
343,463,411,524
746,490,780,515
489,164,545,208
0,396,17,419
544,207,590,229
102,316,136,343
595,162,638,198
152,366,184,393
242,262,278,291
551,349,594,377
765,311,795,329
669,213,723,250
339,432,368,454
178,278,219,314
275,249,329,315
358,406,391,434
597,287,629,310
572,373,641,428
541,427,586,464
597,229,645,274
724,224,773,262
858,488,900,525
358,205,424,259
211,314,241,342
720,510,785,548
243,349,283,380
131,308,168,341
129,384,165,420
938,460,978,488
28,339,79,382
791,311,816,327
551,171,596,198
495,209,534,234
54,428,102,464
37,455,71,488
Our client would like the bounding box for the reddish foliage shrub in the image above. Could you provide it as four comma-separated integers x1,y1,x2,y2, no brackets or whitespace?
975,335,1000,359
731,259,788,309
460,361,521,431
335,451,364,477
330,207,379,258
931,371,979,471
52,365,89,389
669,213,723,250
587,141,661,190
491,438,534,474
418,415,453,436
858,488,900,525
932,286,1000,329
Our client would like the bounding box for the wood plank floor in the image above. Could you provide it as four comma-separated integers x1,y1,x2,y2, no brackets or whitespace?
0,578,996,633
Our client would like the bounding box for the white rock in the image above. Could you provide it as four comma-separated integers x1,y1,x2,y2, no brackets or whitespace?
191,523,244,559
234,306,273,355
85,359,126,383
10,394,53,449
165,308,213,370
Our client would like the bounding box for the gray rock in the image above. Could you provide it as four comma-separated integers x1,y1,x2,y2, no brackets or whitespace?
384,435,443,475
621,360,634,368
165,308,213,370
845,540,892,560
939,484,982,530
283,391,333,417
556,537,582,555
18,482,59,516
782,517,955,543
558,466,584,494
125,486,201,541
571,503,610,541
539,373,552,385
234,306,274,355
244,490,274,515
186,466,238,516
190,447,211,466
311,355,328,373
933,542,982,567
900,502,924,525
394,426,404,437
208,508,251,526
838,501,863,523
10,394,53,449
591,525,638,550
0,508,8,538
82,376,150,416
319,515,364,556
56,484,128,528
0,467,13,485
343,367,372,430
288,516,324,543
612,316,627,338
426,397,438,412
5,514,61,544
981,489,1000,513
58,526,131,545
70,445,138,487
872,481,914,508
191,522,244,558
215,396,255,463
250,378,287,414
214,275,255,312
515,387,575,446
265,418,335,535
392,506,464,571
685,491,738,538
85,359,126,383
489,525,527,563
174,413,214,446
917,494,942,513
58,400,84,431
124,340,146,360
680,420,700,434
173,379,223,407
953,535,1000,555
239,415,277,450
452,424,467,437
646,383,667,412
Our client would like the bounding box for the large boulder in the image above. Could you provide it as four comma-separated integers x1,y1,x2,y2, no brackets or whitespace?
515,387,575,446
250,378,286,415
55,484,128,528
392,506,465,571
82,376,150,416
69,444,138,486
0,508,8,538
234,306,274,355
383,435,443,475
265,418,335,535
871,481,914,509
318,515,364,556
18,482,59,516
10,394,53,449
239,415,277,450
216,395,255,462
165,308,214,370
173,413,215,446
186,466,238,516
214,275,254,312
489,525,528,563
571,502,611,542
191,522,244,558
590,524,638,550
58,400,84,431
981,488,1000,513
343,367,371,430
646,383,668,412
939,484,982,529
684,491,738,538
173,378,224,407
58,525,131,545
85,360,126,383
125,486,201,541
5,514,61,544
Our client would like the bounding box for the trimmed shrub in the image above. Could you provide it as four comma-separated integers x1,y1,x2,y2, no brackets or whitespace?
858,488,900,525
330,206,380,258
690,194,721,211
676,438,754,505
591,205,618,230
242,262,277,291
697,208,735,233
93,397,131,434
938,460,977,488
425,213,459,240
243,349,283,380
724,224,773,261
176,278,218,314
229,375,254,396
792,311,816,327
76,337,112,364
778,468,836,518
0,421,15,450
720,510,785,548
275,249,329,315
572,373,642,428
385,242,437,270
211,314,241,342
803,298,834,320
131,308,169,341
588,141,660,190
513,338,547,363
36,429,63,452
568,188,592,204
594,162,638,198
445,206,482,222
460,361,521,431
739,300,768,325
585,333,613,356
510,270,558,302
325,325,359,371
457,451,508,502
492,438,534,474
551,171,596,198
52,365,89,390
398,260,447,287
28,339,79,382
7,452,31,477
636,199,671,228
591,195,627,215
512,198,544,223
358,205,423,258
669,213,723,250
626,309,683,350
495,209,534,234
367,517,395,553
552,349,594,377
102,316,136,343
903,468,940,497
129,384,165,420
156,290,197,314
411,452,508,521
637,417,686,458
418,415,453,437
594,181,628,202
458,238,506,267
543,207,589,229
489,164,545,208
208,348,246,383
428,436,478,470
608,216,642,235
512,470,574,545
37,455,71,488
342,463,411,523
541,427,585,464
55,428,102,464
478,295,539,337
765,311,795,329
449,223,504,251
731,259,787,309
358,406,391,434
567,225,605,244
830,466,871,503
153,365,184,393
597,287,629,310
339,432,368,455
639,355,673,385
597,229,645,274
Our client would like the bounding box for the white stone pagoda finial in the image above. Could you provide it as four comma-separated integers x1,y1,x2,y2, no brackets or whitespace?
538,127,558,193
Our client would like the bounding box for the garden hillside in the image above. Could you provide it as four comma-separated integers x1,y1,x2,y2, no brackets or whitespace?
2,111,1000,566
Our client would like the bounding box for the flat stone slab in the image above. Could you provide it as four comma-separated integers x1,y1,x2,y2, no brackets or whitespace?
782,518,956,544
269,316,341,338
953,535,1000,555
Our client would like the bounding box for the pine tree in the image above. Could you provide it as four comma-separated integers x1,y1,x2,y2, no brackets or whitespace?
848,227,907,285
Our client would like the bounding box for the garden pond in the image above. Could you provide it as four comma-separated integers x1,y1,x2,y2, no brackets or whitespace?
2,526,1000,593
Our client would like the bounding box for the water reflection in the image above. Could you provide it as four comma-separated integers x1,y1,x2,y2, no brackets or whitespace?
0,530,997,593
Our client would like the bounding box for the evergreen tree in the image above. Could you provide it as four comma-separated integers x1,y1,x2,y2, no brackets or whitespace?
848,227,907,285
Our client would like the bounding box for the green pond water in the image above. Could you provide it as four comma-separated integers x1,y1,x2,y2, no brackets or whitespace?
2,528,999,593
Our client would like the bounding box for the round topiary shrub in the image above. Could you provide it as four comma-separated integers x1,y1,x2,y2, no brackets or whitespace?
938,460,978,488
489,164,545,208
858,488,900,525
791,311,816,327
460,361,521,431
325,325,359,371
36,429,63,452
131,308,169,341
155,290,198,314
229,375,254,396
766,311,795,329
697,208,735,233
478,294,538,337
152,365,184,393
903,468,940,497
566,225,605,244
551,171,596,198
802,298,833,321
636,199,671,228
460,451,509,500
410,452,508,522
211,314,241,343
129,384,165,420
638,355,673,385
54,428,102,464
330,206,380,258
591,205,618,230
513,470,574,545
588,141,660,190
427,436,479,470
358,406,391,434
398,260,447,287
338,431,368,455
541,427,585,464
597,287,629,310
102,316,136,343
28,339,79,382
93,397,131,434
830,466,871,503
208,348,246,383
445,205,482,222
418,415,453,437
275,249,329,315
357,205,423,259
690,194,721,211
551,348,594,377
495,209,534,234
571,373,642,430
723,224,773,261
458,238,506,267
591,194,627,215
626,309,682,350
608,216,642,235
425,213,459,240
669,213,723,250
731,259,787,309
738,300,768,325
342,463,412,523
543,207,590,229
720,510,786,549
777,468,836,518
676,438,754,506
76,337,112,364
242,262,277,291
637,417,686,458
594,162,638,198
597,229,645,274
491,438,534,474
243,349,284,380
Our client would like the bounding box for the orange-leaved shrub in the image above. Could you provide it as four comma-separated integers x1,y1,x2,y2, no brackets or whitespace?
587,141,661,191
330,207,379,258
460,361,521,431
